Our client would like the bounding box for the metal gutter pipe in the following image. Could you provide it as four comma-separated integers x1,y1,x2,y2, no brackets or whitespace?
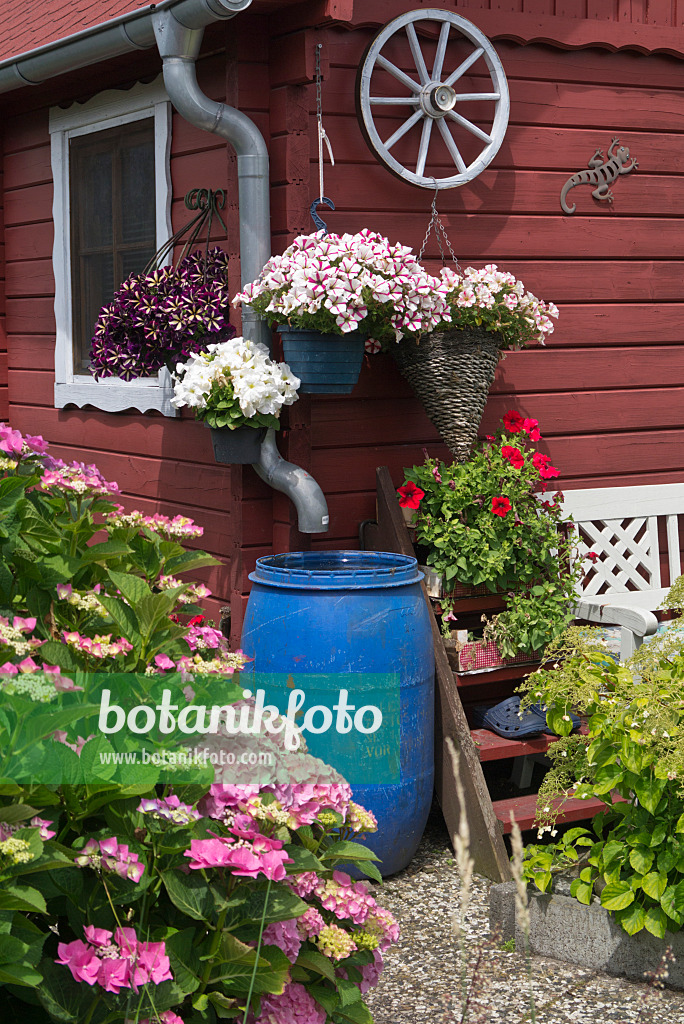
153,9,329,533
152,10,270,350
253,431,330,534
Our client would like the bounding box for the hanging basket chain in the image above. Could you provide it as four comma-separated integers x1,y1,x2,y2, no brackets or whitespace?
418,180,461,270
144,187,228,282
311,43,336,234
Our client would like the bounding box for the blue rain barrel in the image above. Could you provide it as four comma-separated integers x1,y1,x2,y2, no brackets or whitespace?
240,550,435,876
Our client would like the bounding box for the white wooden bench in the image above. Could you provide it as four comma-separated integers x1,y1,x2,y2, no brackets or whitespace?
561,483,684,661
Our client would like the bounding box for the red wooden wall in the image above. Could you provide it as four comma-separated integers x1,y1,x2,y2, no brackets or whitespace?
2,4,684,644
0,19,273,634
267,18,684,594
0,133,6,423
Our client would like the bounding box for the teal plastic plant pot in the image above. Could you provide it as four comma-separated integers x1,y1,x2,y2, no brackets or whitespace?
277,325,365,394
207,424,266,464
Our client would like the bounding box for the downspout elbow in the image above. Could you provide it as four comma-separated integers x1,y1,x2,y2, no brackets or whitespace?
253,431,329,534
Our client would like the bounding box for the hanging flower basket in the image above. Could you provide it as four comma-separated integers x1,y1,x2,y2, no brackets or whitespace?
278,325,365,394
208,424,266,464
392,325,502,462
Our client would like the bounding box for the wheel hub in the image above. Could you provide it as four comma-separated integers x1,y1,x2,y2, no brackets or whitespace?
421,82,457,118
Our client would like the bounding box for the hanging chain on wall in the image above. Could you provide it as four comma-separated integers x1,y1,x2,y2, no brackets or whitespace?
310,43,336,234
418,180,460,270
144,187,228,281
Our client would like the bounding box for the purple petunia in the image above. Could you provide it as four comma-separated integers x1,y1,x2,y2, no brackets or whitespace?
90,249,236,381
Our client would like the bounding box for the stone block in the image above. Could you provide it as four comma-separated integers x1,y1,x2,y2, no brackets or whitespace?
516,891,684,990
489,880,516,944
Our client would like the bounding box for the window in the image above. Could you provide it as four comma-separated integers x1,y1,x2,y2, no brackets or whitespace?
50,79,176,415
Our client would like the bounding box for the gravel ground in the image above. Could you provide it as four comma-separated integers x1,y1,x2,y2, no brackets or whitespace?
365,806,684,1024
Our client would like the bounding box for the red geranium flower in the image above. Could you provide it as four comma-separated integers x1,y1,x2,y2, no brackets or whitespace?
503,410,525,434
523,418,542,442
397,481,424,510
491,496,512,518
586,551,599,563
539,464,560,480
501,445,524,469
188,615,206,626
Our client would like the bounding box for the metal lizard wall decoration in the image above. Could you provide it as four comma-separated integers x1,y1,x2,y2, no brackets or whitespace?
560,137,638,215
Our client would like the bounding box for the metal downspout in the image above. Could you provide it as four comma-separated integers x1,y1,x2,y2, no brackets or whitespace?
153,11,329,534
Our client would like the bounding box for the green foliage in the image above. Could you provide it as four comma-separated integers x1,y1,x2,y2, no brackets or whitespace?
403,418,584,657
520,613,684,938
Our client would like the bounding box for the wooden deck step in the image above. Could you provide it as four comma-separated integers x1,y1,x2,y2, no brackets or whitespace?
471,728,558,762
493,792,610,833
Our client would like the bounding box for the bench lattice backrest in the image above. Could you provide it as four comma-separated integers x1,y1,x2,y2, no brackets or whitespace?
560,483,684,609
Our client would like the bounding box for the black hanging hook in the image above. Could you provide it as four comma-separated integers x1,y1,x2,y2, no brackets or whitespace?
310,196,335,235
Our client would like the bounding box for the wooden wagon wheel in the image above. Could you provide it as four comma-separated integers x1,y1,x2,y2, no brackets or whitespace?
355,9,510,189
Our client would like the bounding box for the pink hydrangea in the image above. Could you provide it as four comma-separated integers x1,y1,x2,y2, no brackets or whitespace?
138,794,201,825
200,781,353,830
255,918,302,963
56,927,172,993
74,837,145,883
137,1014,183,1024
286,871,319,898
363,906,400,951
359,949,384,995
0,425,24,455
184,833,291,881
315,871,377,925
41,457,119,496
249,981,326,1024
297,907,325,939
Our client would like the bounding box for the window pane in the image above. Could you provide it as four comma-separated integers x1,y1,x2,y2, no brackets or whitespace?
76,149,113,248
76,252,115,371
121,246,155,281
121,139,156,245
69,118,157,375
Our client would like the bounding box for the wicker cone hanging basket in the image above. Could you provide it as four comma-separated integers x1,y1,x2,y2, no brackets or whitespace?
392,326,502,462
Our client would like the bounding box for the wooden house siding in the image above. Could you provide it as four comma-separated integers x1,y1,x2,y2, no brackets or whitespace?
0,140,6,423
2,7,684,642
268,26,684,605
1,20,276,633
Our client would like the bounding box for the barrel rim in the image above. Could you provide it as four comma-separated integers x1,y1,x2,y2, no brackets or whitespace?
249,550,425,589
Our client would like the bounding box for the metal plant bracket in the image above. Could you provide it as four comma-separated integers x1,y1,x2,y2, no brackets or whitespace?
560,137,638,215
355,9,510,189
147,187,228,276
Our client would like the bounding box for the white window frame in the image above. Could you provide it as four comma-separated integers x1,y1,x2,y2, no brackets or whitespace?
50,78,177,416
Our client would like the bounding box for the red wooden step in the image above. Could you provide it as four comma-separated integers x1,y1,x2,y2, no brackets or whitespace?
493,792,613,833
471,728,558,763
455,664,539,688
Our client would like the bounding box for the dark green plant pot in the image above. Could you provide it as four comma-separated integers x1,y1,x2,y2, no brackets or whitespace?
278,325,365,394
208,424,266,464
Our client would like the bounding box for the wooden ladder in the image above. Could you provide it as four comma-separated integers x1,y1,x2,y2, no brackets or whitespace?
367,467,606,883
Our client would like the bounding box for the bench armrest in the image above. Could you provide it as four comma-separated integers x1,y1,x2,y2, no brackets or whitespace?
574,599,658,639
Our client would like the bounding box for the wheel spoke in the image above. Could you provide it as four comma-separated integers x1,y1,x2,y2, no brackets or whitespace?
406,22,430,85
416,118,434,178
446,110,492,145
432,21,450,84
443,47,485,88
376,54,422,94
453,92,500,102
370,96,421,105
383,109,424,151
437,118,467,175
